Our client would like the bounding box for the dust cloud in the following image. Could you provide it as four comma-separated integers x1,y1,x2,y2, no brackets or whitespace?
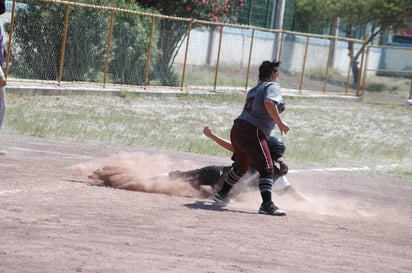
284,195,377,218
70,152,379,218
69,152,207,198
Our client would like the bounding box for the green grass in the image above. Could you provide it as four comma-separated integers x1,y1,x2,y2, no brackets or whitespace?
177,65,249,88
4,92,412,177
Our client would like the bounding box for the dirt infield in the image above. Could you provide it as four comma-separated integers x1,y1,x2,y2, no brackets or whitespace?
1,132,411,273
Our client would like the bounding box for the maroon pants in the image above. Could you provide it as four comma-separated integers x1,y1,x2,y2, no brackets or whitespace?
230,119,274,176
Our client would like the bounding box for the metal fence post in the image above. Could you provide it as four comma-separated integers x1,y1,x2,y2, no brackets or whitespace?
103,9,115,88
245,28,255,92
277,31,285,61
298,36,309,94
58,4,71,86
213,26,224,92
144,16,156,90
180,20,193,91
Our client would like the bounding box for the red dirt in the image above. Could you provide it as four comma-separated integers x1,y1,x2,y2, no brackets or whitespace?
1,132,411,273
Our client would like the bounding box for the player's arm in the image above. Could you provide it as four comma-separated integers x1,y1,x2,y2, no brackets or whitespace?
0,67,6,87
203,126,234,153
264,99,289,135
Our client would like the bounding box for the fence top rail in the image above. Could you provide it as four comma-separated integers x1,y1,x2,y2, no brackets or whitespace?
368,45,412,51
282,30,364,43
36,0,364,44
39,0,192,22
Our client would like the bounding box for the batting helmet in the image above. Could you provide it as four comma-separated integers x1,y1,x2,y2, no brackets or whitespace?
267,136,286,161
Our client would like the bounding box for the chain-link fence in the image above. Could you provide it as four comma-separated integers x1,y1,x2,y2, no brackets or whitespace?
362,45,412,102
2,0,383,96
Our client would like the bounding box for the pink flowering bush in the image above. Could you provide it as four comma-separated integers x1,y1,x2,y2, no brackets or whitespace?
138,0,244,23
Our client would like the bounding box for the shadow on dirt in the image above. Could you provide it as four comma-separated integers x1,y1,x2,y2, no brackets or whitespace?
184,200,256,215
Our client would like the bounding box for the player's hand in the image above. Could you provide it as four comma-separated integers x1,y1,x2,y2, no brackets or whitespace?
278,121,289,135
0,76,6,88
203,126,213,138
273,165,281,176
279,161,288,175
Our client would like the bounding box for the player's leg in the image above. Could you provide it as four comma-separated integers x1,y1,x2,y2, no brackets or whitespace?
212,120,252,205
0,86,5,129
212,166,244,205
257,172,286,216
252,138,286,216
0,87,6,155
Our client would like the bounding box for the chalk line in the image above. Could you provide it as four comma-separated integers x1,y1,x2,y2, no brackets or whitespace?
9,147,96,159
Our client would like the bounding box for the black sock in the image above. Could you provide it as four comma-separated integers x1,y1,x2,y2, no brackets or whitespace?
258,176,273,203
261,191,272,204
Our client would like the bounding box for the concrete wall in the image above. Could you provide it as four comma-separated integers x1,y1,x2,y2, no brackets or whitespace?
175,27,384,77
377,43,412,78
175,27,278,68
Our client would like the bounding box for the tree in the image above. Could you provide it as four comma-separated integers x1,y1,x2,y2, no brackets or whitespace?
10,0,157,85
11,0,108,81
296,0,412,84
108,0,160,85
135,0,245,85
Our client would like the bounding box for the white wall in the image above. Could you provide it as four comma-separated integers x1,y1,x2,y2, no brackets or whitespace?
378,45,412,77
174,27,389,77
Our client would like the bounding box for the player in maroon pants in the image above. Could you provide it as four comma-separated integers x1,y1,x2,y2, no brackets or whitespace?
212,60,290,216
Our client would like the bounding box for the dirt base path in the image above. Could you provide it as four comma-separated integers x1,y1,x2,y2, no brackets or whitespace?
1,132,411,273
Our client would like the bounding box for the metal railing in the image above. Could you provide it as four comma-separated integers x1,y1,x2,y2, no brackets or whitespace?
4,0,370,96
362,45,412,99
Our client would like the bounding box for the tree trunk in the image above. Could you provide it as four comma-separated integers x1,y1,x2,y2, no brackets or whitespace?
154,20,189,86
351,58,360,85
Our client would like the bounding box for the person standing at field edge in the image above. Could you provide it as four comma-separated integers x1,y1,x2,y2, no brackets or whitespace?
0,0,7,155
212,60,290,216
